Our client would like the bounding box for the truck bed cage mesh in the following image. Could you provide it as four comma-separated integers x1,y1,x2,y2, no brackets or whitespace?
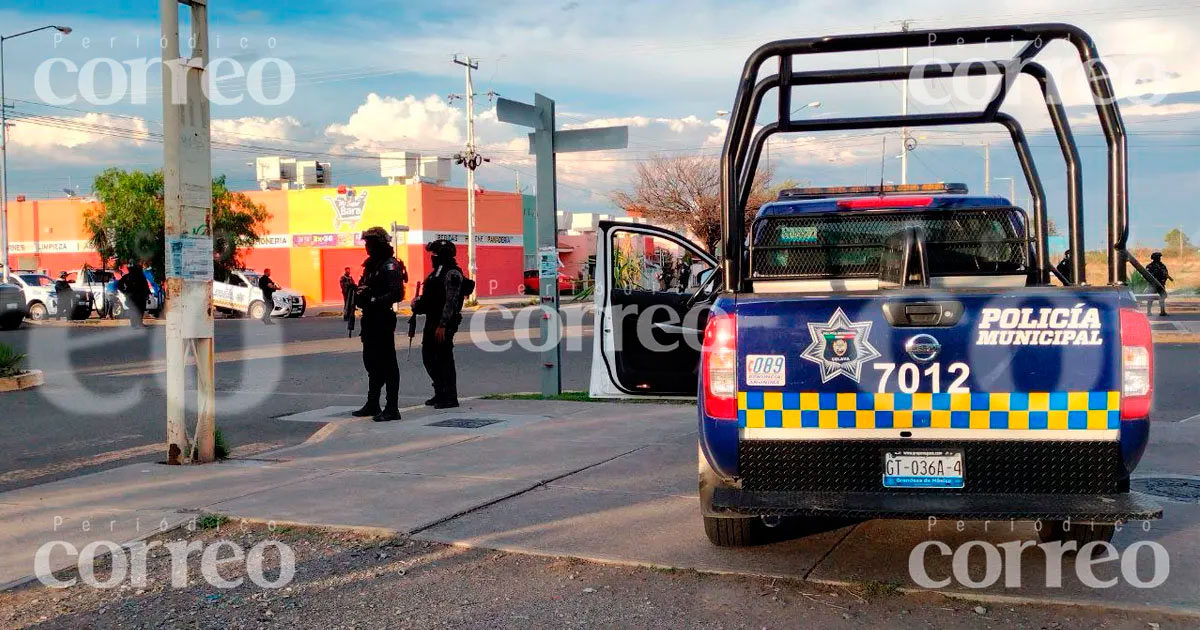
719,23,1149,292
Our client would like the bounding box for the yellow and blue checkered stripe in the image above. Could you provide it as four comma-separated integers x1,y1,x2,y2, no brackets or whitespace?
737,391,1120,430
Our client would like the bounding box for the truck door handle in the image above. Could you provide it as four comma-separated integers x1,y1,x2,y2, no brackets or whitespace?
881,301,963,327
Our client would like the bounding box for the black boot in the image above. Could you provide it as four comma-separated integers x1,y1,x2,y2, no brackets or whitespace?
424,397,438,406
433,400,459,409
373,408,401,422
352,403,381,417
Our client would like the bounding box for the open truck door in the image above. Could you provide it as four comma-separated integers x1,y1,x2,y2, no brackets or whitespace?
589,221,718,398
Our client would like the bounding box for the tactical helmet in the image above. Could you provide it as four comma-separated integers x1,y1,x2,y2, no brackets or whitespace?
1151,252,1163,260
425,239,457,258
361,226,391,243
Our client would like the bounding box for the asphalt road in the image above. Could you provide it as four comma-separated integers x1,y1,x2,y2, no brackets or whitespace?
0,306,594,491
1,306,1197,493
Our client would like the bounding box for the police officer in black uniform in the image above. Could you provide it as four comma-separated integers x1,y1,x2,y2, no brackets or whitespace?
413,239,465,409
353,226,407,421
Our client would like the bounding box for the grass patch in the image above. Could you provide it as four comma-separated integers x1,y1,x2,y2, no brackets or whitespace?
480,391,693,405
194,513,229,530
855,579,902,599
214,428,230,460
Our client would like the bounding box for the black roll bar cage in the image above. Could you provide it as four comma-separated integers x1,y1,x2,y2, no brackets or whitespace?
720,23,1137,292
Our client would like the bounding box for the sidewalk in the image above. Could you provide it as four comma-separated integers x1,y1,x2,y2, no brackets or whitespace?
1,399,1197,615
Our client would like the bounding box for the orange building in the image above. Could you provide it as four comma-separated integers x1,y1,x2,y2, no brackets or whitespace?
5,182,526,303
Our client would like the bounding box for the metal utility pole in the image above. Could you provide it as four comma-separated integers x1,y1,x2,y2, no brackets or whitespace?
497,94,627,397
452,55,480,280
0,24,72,282
899,20,911,185
162,0,214,464
983,142,990,194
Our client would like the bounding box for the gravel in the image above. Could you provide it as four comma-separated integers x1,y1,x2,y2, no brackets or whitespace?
0,522,1191,629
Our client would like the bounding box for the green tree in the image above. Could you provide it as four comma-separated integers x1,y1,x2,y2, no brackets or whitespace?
1163,228,1193,256
85,169,269,280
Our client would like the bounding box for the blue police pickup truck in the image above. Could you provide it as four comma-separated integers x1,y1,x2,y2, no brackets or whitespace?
589,23,1163,546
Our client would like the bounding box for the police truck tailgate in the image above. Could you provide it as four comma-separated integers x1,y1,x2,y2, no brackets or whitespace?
719,287,1160,520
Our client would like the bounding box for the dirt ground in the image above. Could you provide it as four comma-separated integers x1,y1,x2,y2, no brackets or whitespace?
1,521,1193,629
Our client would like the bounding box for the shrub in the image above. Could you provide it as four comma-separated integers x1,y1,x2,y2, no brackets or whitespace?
0,343,26,378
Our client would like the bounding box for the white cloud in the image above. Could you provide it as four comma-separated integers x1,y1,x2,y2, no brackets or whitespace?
212,115,305,143
8,113,149,150
324,93,464,151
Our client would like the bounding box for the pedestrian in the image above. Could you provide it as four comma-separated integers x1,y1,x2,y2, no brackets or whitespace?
54,272,74,320
1056,249,1073,285
339,266,356,302
1146,252,1175,316
102,273,119,319
118,264,150,328
352,226,407,422
258,268,281,325
413,239,471,409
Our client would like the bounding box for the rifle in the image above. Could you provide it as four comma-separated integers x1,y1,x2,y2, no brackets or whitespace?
344,285,357,338
407,281,423,359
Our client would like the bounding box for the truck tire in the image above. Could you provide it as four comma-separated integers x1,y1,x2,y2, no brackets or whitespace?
247,300,266,320
703,515,766,547
1038,521,1116,546
27,302,48,321
0,313,23,330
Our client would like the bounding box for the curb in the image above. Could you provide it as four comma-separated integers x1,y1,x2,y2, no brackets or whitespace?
410,535,1200,619
0,369,44,392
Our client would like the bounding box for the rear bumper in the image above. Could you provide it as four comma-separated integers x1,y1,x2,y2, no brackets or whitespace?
711,488,1162,522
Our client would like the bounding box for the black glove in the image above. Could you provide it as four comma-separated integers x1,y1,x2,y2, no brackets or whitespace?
354,288,372,310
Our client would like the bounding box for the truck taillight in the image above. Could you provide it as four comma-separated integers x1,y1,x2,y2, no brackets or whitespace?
1119,308,1153,420
701,311,737,419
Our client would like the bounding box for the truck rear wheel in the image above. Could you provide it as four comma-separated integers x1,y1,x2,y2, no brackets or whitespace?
1038,521,1116,546
247,301,266,320
703,515,767,547
27,302,48,321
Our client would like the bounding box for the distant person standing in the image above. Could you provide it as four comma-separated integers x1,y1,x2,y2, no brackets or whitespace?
1146,252,1174,316
118,264,150,328
1055,249,1074,285
413,239,470,409
339,267,356,302
352,227,407,422
54,272,74,320
258,268,281,325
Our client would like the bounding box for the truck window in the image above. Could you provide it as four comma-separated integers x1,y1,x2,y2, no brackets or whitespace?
750,207,1028,280
611,233,713,295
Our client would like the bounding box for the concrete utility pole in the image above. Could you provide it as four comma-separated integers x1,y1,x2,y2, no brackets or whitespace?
452,55,480,280
162,0,215,464
497,94,627,397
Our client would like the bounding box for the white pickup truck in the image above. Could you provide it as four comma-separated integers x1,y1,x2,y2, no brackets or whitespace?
214,270,306,319
9,272,58,320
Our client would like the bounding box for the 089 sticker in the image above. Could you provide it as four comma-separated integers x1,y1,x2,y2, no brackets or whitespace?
745,354,786,387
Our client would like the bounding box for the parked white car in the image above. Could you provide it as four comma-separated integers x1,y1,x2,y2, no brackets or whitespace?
214,270,305,319
9,272,58,320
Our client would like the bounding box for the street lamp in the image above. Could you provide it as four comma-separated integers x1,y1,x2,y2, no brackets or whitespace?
1,24,71,281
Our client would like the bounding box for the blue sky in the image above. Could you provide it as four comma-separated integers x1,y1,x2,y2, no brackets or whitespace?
2,0,1199,249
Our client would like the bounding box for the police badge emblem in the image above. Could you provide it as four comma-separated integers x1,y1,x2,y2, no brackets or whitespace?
801,307,881,383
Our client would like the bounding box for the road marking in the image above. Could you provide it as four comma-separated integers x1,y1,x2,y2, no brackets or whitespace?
64,325,593,378
1181,413,1200,424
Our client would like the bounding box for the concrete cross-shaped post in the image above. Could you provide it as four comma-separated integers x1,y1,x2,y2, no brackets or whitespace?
497,94,628,397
